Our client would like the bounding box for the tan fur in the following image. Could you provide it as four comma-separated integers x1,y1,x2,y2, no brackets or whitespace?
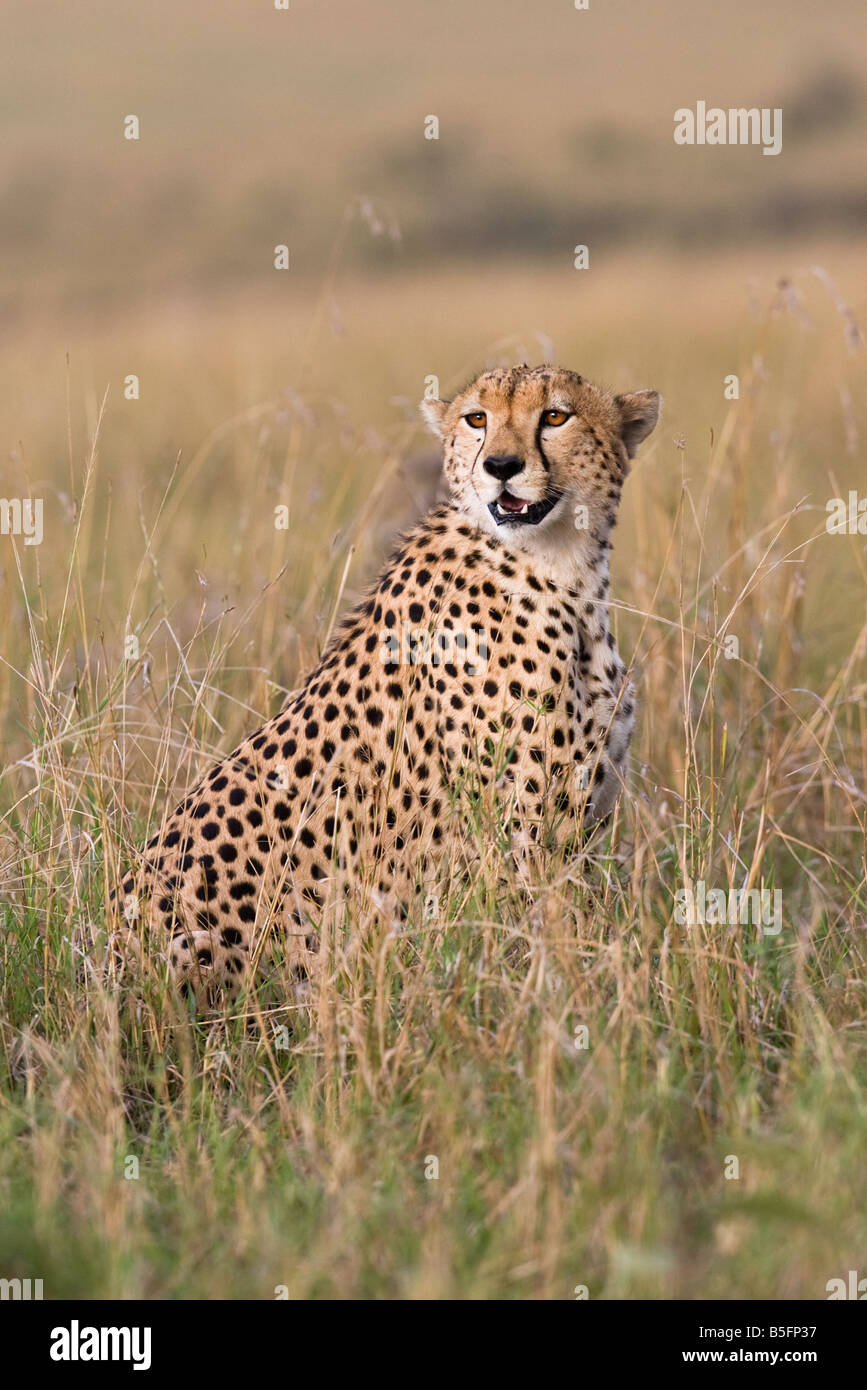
111,365,659,1008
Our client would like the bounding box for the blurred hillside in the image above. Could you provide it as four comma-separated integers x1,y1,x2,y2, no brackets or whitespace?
1,0,866,318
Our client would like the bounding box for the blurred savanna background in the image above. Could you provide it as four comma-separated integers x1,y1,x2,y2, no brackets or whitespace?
1,0,866,1299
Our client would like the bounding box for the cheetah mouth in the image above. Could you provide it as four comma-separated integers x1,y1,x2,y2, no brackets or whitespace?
488,489,559,527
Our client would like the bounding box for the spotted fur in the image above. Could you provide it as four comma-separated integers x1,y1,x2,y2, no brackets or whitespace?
111,365,660,1008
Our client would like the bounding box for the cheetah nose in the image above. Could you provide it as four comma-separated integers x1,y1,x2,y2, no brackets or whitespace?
483,455,524,482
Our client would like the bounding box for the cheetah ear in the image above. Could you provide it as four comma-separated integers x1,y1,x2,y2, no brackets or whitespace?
615,390,661,459
419,396,449,440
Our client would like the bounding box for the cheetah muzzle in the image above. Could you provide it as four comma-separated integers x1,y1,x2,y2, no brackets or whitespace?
488,488,562,527
110,363,660,1011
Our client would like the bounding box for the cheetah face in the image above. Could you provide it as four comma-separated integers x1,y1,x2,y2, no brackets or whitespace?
421,364,659,554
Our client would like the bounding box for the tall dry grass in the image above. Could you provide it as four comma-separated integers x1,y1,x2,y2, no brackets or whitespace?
0,249,865,1297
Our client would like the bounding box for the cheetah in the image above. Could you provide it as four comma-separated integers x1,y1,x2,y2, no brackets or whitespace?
112,365,660,1008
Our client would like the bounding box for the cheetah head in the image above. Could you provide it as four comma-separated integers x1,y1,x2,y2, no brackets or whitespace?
420,364,659,558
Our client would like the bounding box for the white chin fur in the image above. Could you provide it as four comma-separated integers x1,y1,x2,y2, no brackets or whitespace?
470,495,599,591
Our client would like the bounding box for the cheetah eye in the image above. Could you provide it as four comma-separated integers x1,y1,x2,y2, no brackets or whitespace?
542,409,571,427
464,411,486,430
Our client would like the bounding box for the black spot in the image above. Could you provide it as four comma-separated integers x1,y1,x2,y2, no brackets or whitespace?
230,882,255,899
